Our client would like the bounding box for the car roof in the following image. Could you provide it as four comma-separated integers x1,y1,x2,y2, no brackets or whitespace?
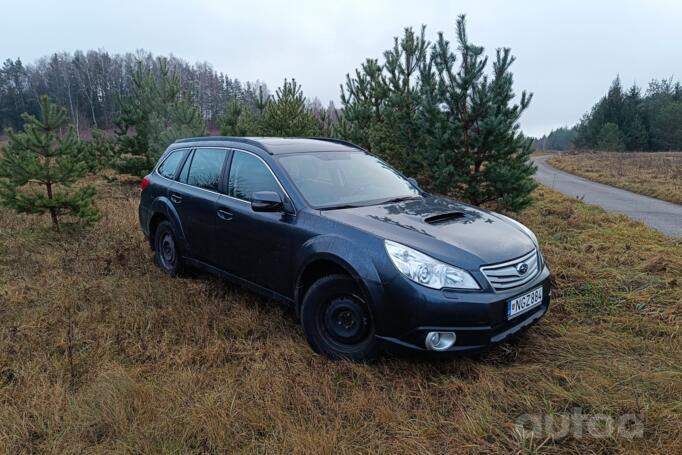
172,136,365,155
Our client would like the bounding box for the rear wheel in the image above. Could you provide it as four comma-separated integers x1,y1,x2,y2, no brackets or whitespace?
301,274,378,361
154,221,184,276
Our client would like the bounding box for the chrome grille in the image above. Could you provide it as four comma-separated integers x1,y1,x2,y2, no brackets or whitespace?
480,249,540,291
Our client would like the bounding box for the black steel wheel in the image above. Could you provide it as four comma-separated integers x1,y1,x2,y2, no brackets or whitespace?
301,274,378,361
154,220,184,276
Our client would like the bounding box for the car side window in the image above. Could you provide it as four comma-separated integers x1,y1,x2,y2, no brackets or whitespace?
186,148,228,192
228,151,280,201
157,149,187,179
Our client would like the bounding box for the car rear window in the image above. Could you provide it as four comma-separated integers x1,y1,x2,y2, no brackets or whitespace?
157,149,187,179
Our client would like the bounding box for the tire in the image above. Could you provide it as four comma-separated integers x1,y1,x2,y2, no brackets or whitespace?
301,274,378,361
153,220,184,276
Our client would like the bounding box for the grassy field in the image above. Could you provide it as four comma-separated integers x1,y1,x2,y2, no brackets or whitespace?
547,152,682,205
1,181,681,454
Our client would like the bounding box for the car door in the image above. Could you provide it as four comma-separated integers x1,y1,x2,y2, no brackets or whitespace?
214,149,296,297
171,147,229,264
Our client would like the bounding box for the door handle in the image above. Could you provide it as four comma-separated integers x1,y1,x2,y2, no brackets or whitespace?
170,193,182,204
217,208,233,221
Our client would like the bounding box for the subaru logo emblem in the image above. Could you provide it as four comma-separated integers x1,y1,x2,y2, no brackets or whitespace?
516,262,529,275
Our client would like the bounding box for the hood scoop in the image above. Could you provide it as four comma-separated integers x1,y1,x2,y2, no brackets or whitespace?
423,211,466,225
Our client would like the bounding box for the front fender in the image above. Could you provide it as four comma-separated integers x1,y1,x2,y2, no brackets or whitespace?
293,234,384,317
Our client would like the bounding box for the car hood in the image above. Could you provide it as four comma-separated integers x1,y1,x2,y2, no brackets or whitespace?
320,196,536,267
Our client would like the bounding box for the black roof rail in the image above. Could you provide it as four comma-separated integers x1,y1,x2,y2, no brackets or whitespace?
173,136,268,152
306,137,366,151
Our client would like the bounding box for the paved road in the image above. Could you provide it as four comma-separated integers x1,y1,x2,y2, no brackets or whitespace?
532,155,682,237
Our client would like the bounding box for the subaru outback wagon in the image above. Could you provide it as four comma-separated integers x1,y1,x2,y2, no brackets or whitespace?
139,137,551,360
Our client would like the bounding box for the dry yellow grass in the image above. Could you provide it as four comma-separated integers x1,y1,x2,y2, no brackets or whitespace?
1,181,681,453
548,152,682,205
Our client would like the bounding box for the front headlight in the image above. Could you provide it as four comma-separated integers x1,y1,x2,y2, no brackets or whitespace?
384,240,479,290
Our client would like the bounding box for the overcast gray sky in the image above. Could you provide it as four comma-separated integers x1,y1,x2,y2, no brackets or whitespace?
2,0,681,137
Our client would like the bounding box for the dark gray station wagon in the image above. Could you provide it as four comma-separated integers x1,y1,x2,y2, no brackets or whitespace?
139,137,551,360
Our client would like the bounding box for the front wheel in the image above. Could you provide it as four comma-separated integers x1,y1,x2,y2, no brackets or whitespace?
301,275,378,361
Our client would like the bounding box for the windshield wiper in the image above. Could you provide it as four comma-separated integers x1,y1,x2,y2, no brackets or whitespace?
379,196,422,204
320,196,422,211
320,203,367,210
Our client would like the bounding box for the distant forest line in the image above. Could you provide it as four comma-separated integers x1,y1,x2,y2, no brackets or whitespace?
535,76,682,152
0,49,335,134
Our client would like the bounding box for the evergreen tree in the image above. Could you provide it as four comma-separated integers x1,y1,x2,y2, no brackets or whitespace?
236,108,265,136
0,58,33,130
596,122,625,151
533,127,576,151
0,96,99,231
651,102,682,150
115,59,206,176
622,85,649,150
624,114,648,151
339,15,536,211
79,129,116,173
217,79,329,138
219,100,246,136
413,49,448,188
338,58,388,152
574,77,626,149
380,26,430,177
260,79,319,136
432,18,536,209
218,99,269,137
572,113,594,149
308,98,338,137
569,77,682,151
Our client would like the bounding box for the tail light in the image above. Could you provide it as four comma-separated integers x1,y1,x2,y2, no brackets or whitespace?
140,176,150,191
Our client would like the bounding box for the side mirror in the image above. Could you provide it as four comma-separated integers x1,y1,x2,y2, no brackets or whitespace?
251,191,283,212
408,177,421,190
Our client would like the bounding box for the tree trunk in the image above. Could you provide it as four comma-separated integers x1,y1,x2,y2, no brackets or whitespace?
45,182,60,231
89,99,98,129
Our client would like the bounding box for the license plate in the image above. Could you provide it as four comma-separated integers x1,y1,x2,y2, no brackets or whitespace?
508,287,543,319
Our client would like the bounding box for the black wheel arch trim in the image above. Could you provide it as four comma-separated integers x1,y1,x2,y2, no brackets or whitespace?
150,197,189,251
293,234,383,318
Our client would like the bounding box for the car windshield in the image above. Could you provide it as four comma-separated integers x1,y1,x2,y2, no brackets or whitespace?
278,151,421,209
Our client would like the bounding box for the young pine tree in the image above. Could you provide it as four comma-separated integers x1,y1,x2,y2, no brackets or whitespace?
219,99,262,136
261,79,319,136
339,15,536,211
339,58,391,156
78,129,116,173
381,26,430,177
0,96,99,231
219,99,243,136
429,16,537,210
115,59,206,176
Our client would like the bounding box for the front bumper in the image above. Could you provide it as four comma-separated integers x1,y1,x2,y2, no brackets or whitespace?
373,265,551,354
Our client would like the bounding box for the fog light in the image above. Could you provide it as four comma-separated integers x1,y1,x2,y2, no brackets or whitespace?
425,331,456,351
